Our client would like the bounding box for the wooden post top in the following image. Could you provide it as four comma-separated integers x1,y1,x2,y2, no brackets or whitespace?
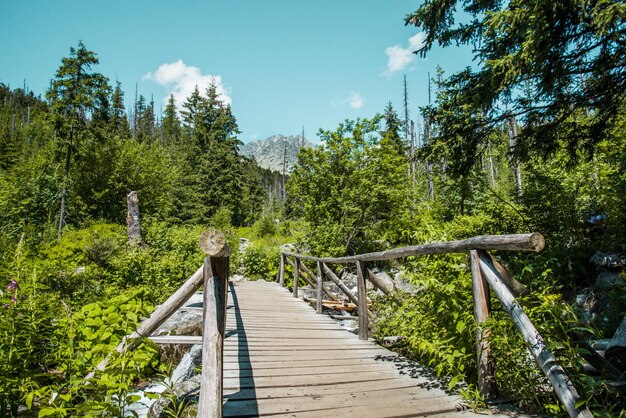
199,228,230,257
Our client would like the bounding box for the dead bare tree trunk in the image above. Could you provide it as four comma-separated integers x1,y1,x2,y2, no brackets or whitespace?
508,117,523,196
126,191,143,247
57,124,74,239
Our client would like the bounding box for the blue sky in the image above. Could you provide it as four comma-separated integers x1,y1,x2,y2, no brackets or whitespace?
0,0,474,143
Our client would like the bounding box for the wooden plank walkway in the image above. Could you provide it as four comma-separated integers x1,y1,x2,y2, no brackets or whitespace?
222,280,493,418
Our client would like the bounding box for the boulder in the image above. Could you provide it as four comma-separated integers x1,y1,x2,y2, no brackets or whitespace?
596,271,624,289
148,374,202,418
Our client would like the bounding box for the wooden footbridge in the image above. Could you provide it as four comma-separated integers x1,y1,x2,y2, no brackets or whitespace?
94,230,594,417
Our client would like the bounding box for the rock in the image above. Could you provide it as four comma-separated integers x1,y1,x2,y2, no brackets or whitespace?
239,134,315,173
230,273,245,282
590,251,626,268
73,266,86,275
279,243,298,252
148,374,202,418
299,286,317,300
154,294,204,365
127,345,202,417
369,269,396,294
596,271,624,289
239,238,250,252
606,317,626,371
342,272,358,290
393,271,423,294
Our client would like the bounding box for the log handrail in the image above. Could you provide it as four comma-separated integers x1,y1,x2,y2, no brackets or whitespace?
282,233,544,263
278,233,594,418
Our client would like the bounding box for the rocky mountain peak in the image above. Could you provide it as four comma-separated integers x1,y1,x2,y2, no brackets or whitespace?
240,134,315,173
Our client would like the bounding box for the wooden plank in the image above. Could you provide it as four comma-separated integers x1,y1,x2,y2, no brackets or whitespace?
222,369,418,389
222,357,392,371
223,378,422,400
221,349,396,361
283,233,544,263
224,387,461,417
223,362,396,378
225,398,461,418
216,279,497,417
478,253,593,418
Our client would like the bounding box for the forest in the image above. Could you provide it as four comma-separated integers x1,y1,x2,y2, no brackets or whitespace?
1,0,625,416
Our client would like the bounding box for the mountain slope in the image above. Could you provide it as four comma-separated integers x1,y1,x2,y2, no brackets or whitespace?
240,134,314,173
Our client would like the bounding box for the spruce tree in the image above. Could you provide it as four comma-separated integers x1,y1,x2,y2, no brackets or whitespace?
46,41,110,237
110,81,129,136
161,94,180,144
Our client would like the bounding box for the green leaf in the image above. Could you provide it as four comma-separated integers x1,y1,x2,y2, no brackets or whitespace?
448,375,460,390
38,407,59,417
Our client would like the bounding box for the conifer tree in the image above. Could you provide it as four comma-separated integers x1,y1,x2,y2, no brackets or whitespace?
109,81,129,136
46,41,110,237
382,102,405,155
161,94,180,144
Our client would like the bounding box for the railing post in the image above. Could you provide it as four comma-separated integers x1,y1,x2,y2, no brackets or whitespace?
278,253,285,286
316,261,324,314
478,253,594,418
470,250,496,399
293,257,299,298
198,229,230,418
356,261,368,340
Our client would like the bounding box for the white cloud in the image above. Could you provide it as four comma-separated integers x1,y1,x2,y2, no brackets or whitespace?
383,32,426,76
332,91,365,109
143,60,231,108
349,92,364,109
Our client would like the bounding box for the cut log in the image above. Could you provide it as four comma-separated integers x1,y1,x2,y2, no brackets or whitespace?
199,228,230,257
322,303,356,313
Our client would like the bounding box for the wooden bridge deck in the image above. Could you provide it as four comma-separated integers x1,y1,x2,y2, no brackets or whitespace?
222,280,491,417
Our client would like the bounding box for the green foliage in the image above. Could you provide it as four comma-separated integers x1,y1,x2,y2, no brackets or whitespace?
252,213,277,238
29,291,159,417
288,116,411,255
240,243,280,280
407,0,626,172
0,244,58,417
374,252,475,382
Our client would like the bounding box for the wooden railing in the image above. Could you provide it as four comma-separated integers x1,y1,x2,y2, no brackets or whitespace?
86,228,231,418
279,233,593,418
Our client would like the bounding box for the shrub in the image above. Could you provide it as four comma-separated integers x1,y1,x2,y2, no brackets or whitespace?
240,243,280,280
